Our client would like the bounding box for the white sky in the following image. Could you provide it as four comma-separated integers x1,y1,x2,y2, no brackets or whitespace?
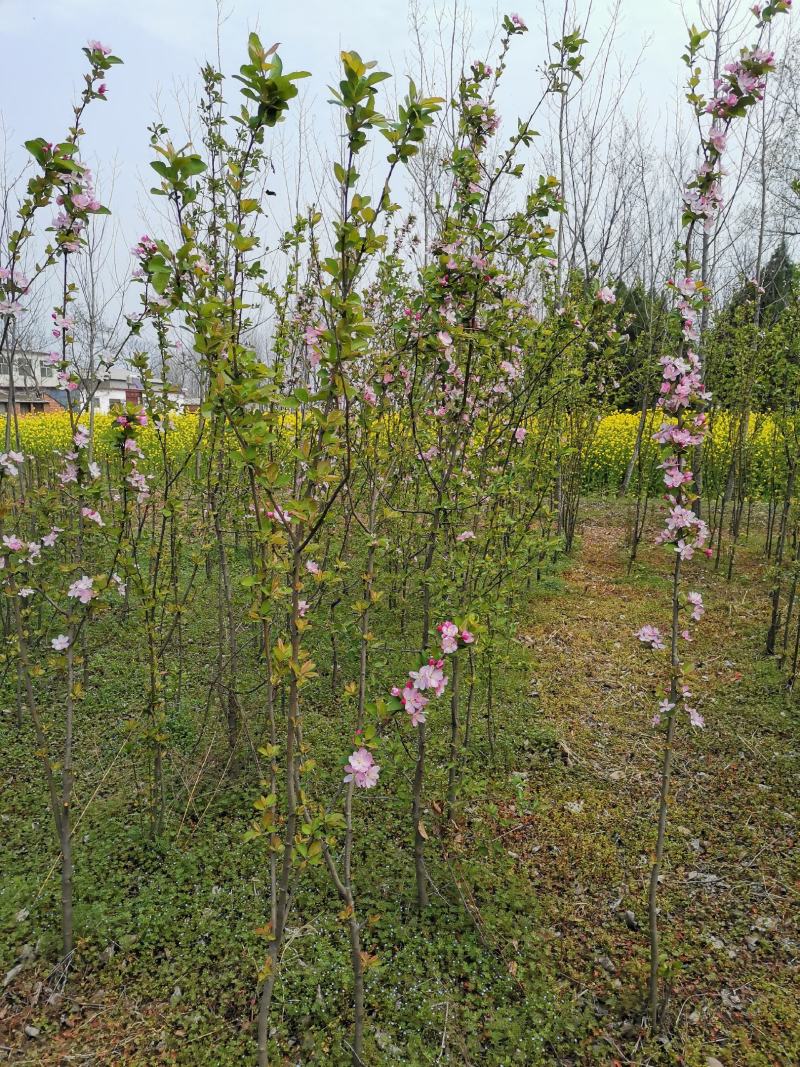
0,0,699,234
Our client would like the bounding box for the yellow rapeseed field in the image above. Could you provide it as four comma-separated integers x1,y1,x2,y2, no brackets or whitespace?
1,409,791,494
0,412,204,466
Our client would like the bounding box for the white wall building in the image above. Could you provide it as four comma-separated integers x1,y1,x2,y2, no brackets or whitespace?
0,350,60,390
1,352,186,415
0,350,68,414
89,365,187,414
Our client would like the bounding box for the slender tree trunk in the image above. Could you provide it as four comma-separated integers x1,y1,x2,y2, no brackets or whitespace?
411,723,428,911
446,654,461,818
648,551,682,1026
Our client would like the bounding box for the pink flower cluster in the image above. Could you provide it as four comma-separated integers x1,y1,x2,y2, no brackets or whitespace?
636,624,665,651
0,450,24,478
683,175,724,236
344,746,380,789
639,3,790,735
437,620,475,654
1,526,62,576
266,506,291,526
115,410,151,501
0,270,30,316
687,590,704,621
132,235,158,261
705,46,774,119
392,658,448,727
303,323,324,369
81,506,105,527
54,163,102,253
653,686,704,729
655,500,710,560
390,620,476,727
67,575,96,605
685,44,780,239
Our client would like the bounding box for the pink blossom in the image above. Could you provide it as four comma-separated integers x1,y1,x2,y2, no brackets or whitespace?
68,575,96,604
662,464,692,489
636,624,665,651
344,747,380,788
1,451,24,477
51,634,71,652
673,277,697,297
127,468,150,498
687,590,704,621
438,620,459,653
597,286,616,304
81,507,105,527
410,658,448,697
266,507,291,525
441,634,458,654
707,128,727,153
87,40,112,55
675,539,694,561
304,324,323,347
306,560,321,575
687,706,705,728
396,682,430,726
51,313,74,333
456,530,475,542
514,426,527,444
132,235,157,260
653,698,676,726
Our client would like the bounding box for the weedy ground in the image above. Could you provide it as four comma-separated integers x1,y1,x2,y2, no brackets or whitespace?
1,500,797,1065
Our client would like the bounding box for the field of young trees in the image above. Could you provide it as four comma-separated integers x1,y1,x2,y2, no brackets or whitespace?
1,2,799,1064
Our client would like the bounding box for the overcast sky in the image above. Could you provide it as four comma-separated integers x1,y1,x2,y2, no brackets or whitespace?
0,1,704,212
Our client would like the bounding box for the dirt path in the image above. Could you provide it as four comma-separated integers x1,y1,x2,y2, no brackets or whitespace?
513,508,799,1066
